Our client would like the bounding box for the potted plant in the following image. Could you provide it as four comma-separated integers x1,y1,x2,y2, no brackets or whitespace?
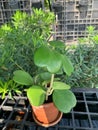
0,9,55,127
13,40,77,127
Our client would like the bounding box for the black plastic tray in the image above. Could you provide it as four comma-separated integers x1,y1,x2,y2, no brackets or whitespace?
0,88,98,130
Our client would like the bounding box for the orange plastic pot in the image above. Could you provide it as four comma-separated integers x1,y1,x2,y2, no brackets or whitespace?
32,102,63,127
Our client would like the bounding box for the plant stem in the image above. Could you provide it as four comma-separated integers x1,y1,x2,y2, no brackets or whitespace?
11,59,24,70
46,74,54,100
50,74,54,90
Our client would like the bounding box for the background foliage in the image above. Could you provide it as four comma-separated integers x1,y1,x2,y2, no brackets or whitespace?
0,8,55,81
62,26,98,88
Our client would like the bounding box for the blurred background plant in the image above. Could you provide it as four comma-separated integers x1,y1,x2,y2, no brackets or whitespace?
0,8,55,82
0,80,23,99
61,26,98,88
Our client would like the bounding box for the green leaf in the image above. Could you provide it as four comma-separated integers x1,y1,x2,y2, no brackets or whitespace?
2,92,6,99
1,24,12,32
62,55,74,76
49,40,65,48
27,85,46,106
13,70,33,85
93,35,98,44
53,81,70,90
86,26,95,34
34,45,62,73
0,82,8,93
53,90,77,113
39,72,51,81
15,90,22,94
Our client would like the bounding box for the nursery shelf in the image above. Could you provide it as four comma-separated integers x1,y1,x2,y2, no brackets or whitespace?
52,0,98,42
0,0,44,25
0,88,98,130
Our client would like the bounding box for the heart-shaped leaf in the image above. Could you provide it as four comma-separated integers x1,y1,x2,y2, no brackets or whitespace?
13,70,33,85
27,85,46,106
53,90,77,113
61,55,74,76
53,81,70,90
34,45,62,73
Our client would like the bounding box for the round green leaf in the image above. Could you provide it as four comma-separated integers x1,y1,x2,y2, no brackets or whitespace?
39,72,51,81
13,70,33,85
48,51,62,73
34,45,62,73
61,55,74,76
27,85,46,106
53,90,77,113
34,45,51,67
53,81,70,90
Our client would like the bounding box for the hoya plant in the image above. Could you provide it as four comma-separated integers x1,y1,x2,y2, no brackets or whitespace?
13,40,77,113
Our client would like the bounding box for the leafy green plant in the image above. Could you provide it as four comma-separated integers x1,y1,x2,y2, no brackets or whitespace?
13,40,77,113
78,26,98,44
0,8,55,81
0,80,23,99
64,26,98,88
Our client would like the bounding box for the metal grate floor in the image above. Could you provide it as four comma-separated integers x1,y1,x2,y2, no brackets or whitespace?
0,88,98,130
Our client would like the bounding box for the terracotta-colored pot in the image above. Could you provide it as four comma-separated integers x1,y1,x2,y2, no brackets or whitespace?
32,102,63,127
